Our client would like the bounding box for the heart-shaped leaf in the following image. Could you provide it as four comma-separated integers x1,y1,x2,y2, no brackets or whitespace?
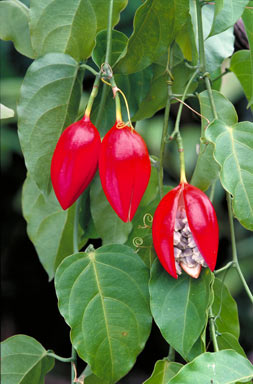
167,350,253,383
55,244,152,383
206,120,253,230
1,334,54,384
143,360,183,384
0,0,35,58
29,0,127,61
149,260,213,360
17,53,83,194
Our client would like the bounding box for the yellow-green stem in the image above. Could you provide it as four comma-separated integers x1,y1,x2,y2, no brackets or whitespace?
84,76,100,119
158,47,173,198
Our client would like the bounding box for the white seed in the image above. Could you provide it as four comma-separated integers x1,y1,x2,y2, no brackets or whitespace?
174,247,182,259
175,261,182,275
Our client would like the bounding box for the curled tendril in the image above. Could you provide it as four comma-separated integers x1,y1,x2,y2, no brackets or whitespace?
138,213,153,229
116,121,130,129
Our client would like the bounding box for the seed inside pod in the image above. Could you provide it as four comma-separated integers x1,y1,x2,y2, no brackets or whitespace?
173,209,208,278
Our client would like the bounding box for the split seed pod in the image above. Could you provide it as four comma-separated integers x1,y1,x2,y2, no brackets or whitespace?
51,116,101,210
152,182,219,279
99,122,151,222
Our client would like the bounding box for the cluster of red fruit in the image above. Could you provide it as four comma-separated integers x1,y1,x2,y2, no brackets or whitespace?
51,115,218,279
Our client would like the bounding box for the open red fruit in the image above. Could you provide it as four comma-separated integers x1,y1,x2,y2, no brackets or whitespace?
51,116,101,210
99,122,151,222
152,182,219,279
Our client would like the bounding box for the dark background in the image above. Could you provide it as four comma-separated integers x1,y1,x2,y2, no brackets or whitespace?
1,2,253,382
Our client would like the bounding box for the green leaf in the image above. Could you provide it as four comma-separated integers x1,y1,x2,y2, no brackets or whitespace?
115,0,189,74
0,0,35,58
230,50,253,109
209,0,249,37
212,278,240,339
90,174,132,244
167,350,253,383
191,90,238,191
92,30,128,68
17,53,83,194
22,174,78,280
0,103,15,119
55,244,152,383
81,365,109,384
217,332,247,357
29,0,127,61
242,2,253,106
205,119,253,230
143,360,183,384
190,3,235,74
132,61,198,122
149,260,213,360
1,334,54,384
175,17,198,65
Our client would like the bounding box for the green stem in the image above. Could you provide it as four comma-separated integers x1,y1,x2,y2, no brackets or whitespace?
170,66,199,183
208,306,219,352
214,261,234,275
73,197,81,253
168,345,175,361
80,64,99,77
226,193,253,304
195,0,206,73
94,0,114,127
84,76,100,118
71,347,77,383
158,47,173,199
105,0,114,65
195,0,218,121
47,352,75,363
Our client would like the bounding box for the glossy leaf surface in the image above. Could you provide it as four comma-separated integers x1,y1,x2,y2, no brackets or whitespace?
143,360,183,384
167,350,253,383
150,260,212,359
22,175,78,280
51,116,101,210
99,123,151,222
30,0,127,61
1,334,54,384
0,0,35,58
17,53,83,194
55,244,152,383
206,120,253,230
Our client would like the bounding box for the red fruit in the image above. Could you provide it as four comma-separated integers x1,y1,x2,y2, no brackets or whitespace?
51,116,101,210
152,183,219,279
99,122,151,222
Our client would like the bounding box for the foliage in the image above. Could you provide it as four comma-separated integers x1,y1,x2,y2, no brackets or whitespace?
1,0,253,383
